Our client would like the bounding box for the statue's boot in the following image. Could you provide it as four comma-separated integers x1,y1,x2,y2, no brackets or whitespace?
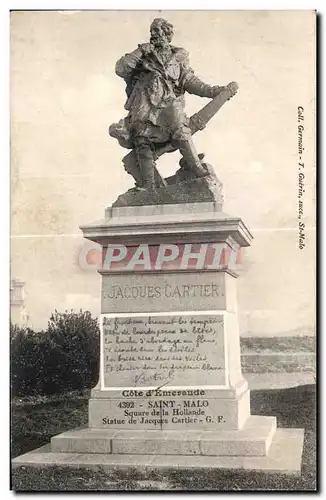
122,151,143,188
135,143,156,192
178,138,208,178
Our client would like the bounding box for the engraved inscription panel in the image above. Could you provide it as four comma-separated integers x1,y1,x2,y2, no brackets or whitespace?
101,272,227,313
102,313,226,388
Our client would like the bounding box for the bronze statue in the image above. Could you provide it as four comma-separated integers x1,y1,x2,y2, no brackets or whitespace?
109,18,238,194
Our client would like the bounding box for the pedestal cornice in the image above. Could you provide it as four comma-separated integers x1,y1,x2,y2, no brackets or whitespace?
80,203,253,248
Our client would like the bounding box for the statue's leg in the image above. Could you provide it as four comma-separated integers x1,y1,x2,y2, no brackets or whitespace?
178,137,208,178
134,137,156,191
122,150,144,187
171,121,208,178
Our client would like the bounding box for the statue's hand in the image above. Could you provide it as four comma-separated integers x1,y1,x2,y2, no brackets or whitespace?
211,85,223,97
210,83,238,98
227,81,239,96
139,43,154,56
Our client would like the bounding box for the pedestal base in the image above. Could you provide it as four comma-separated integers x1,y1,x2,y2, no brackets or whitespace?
12,203,306,480
12,426,304,476
52,415,276,456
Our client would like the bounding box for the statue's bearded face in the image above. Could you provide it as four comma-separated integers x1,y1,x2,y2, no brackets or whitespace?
150,21,172,49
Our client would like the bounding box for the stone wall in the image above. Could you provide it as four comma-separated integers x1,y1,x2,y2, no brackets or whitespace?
240,336,316,374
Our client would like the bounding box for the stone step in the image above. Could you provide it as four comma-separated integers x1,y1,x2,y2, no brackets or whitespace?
51,415,276,457
13,428,305,476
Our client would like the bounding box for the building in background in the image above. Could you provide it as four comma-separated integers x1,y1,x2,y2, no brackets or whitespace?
10,279,29,326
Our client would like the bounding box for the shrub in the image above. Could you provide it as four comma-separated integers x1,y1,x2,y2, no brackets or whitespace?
43,309,100,394
10,310,100,396
10,324,46,396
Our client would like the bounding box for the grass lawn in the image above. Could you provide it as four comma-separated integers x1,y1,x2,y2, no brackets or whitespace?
11,384,317,491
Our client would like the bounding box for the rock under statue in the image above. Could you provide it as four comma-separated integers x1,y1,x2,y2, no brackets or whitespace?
109,17,238,206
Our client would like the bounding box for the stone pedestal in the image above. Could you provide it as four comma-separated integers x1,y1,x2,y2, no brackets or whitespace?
12,202,304,474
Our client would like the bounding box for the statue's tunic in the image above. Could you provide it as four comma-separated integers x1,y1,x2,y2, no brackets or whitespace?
115,45,198,144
